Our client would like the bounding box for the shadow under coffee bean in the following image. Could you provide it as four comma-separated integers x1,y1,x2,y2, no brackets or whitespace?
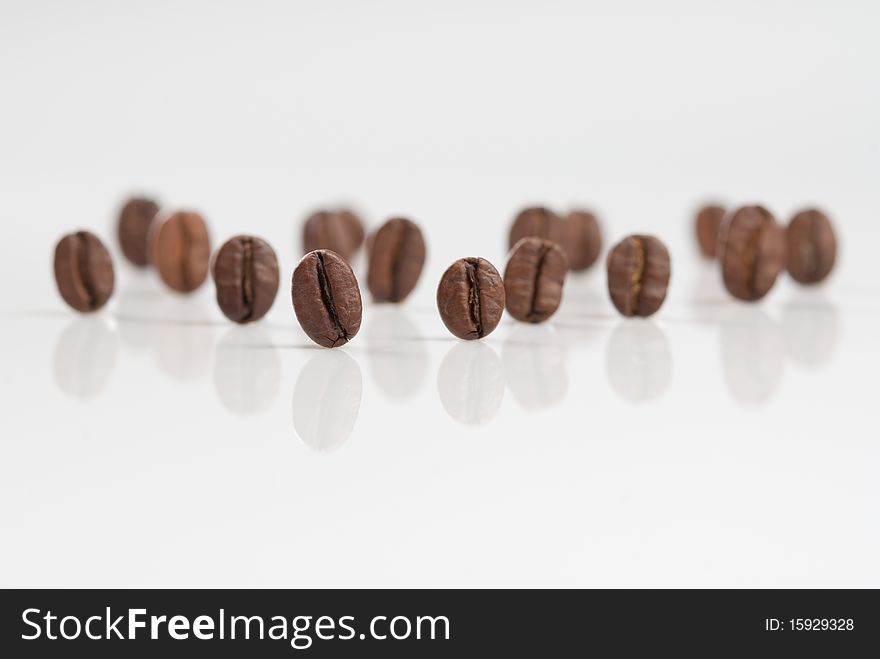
212,235,280,323
291,249,363,348
53,230,115,312
437,257,505,340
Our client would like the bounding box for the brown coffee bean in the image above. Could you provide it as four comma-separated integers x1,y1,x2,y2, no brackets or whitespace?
786,209,837,284
53,230,115,312
212,235,280,323
563,210,602,271
504,237,567,323
508,206,565,250
695,204,725,258
717,205,786,301
291,249,362,348
302,209,364,261
151,211,211,293
437,257,505,340
606,235,670,317
117,197,160,267
366,217,426,302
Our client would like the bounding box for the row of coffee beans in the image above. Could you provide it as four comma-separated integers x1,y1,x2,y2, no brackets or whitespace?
52,197,838,348
694,204,838,299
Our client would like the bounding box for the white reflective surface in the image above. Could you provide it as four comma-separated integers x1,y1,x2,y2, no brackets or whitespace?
1,0,878,587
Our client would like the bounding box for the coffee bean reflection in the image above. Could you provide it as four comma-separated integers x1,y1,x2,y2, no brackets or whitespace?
365,307,428,400
213,326,281,415
502,325,568,410
720,308,784,406
53,317,118,399
437,342,505,425
292,351,362,451
782,297,840,369
605,321,672,403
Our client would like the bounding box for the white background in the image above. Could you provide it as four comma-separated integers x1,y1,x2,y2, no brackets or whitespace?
1,0,878,587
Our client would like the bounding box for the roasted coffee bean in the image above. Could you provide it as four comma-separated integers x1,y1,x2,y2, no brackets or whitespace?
53,230,115,312
302,209,364,261
366,217,426,302
606,235,670,317
695,204,725,258
563,209,602,271
717,205,785,301
504,237,567,323
117,197,160,267
212,235,280,323
786,209,837,284
151,210,211,293
508,206,565,250
437,257,505,340
291,249,362,348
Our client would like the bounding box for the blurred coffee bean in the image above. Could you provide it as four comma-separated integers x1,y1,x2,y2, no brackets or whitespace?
504,237,567,323
117,197,160,267
695,204,725,258
563,210,602,271
212,235,279,323
786,208,837,284
302,209,364,261
717,205,785,301
606,234,670,317
437,257,505,340
151,210,211,293
366,217,426,302
292,249,362,348
508,206,565,250
53,230,115,312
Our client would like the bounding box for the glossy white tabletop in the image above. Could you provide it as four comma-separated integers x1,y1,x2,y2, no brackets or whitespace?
1,0,878,587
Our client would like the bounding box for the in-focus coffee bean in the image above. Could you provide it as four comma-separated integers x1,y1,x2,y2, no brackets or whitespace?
508,206,565,250
292,249,362,348
212,235,280,323
695,204,725,258
717,205,785,301
786,208,837,284
606,234,670,317
504,237,567,323
366,217,426,302
151,210,211,293
302,209,364,261
437,257,505,340
117,197,160,267
54,230,115,312
563,209,602,271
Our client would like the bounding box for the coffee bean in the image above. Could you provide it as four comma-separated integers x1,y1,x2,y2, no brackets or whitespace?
508,206,565,250
786,208,837,284
504,237,567,323
695,204,725,258
302,209,364,261
366,217,426,302
437,257,505,340
212,235,280,323
117,197,160,267
151,211,211,293
563,210,603,271
54,230,115,312
606,235,670,317
717,205,785,301
292,249,363,348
